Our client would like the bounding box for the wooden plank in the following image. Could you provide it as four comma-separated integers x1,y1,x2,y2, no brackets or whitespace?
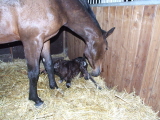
75,37,84,58
73,36,77,58
112,6,133,91
147,5,160,114
104,6,116,88
102,6,124,90
140,5,160,103
101,7,109,30
66,31,74,59
79,38,85,57
111,6,124,91
148,59,160,115
130,5,156,95
121,6,144,93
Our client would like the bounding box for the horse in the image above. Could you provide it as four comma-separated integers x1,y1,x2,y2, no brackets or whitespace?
0,0,115,106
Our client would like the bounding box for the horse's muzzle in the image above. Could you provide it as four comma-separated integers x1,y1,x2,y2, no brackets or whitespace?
91,67,101,77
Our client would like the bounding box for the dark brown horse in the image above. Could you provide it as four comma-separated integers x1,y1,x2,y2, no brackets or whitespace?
0,0,115,106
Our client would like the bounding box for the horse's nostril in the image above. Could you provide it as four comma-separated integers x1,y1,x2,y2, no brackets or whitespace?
91,69,101,77
91,73,99,77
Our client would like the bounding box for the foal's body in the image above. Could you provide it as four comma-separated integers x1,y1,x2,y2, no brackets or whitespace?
53,57,89,88
53,57,101,89
0,0,115,106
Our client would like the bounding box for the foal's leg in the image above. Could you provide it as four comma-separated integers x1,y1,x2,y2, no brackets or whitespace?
66,80,72,88
41,41,58,89
65,77,72,88
23,40,43,106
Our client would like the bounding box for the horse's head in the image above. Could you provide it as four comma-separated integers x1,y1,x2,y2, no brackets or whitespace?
84,27,115,77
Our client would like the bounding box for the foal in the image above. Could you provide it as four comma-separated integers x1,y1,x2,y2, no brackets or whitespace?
53,57,101,89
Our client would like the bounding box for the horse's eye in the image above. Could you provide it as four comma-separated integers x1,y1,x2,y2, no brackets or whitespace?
106,48,108,50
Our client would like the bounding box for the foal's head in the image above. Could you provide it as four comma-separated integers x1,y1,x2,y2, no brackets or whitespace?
84,27,115,77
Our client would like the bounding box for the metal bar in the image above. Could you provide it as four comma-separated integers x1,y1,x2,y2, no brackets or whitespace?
88,0,160,4
90,0,160,6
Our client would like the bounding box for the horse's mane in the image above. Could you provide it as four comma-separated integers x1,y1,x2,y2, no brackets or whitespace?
79,0,101,30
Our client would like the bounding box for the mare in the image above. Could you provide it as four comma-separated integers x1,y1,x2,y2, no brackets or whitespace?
0,0,115,106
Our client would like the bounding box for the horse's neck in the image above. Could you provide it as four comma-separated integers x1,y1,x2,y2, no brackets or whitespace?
61,0,102,42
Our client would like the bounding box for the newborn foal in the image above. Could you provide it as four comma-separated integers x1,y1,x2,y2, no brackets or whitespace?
53,57,88,88
53,57,100,89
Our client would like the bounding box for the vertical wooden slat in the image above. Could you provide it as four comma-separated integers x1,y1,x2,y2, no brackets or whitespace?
121,6,144,92
109,6,124,90
77,38,85,57
147,5,160,115
111,6,124,90
102,7,109,30
140,5,160,102
149,59,160,115
118,6,133,91
130,5,156,95
74,36,78,58
108,6,124,89
105,6,116,88
114,6,133,91
66,32,74,59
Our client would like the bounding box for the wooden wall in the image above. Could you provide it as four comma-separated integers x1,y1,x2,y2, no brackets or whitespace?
66,5,160,115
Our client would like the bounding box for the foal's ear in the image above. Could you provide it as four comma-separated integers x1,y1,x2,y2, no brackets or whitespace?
103,27,115,39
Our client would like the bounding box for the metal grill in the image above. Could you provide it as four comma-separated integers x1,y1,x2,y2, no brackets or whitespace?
88,0,135,4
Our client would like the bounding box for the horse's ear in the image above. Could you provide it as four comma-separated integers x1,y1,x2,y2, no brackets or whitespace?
103,27,115,39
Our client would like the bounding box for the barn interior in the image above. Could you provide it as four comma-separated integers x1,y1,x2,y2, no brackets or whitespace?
0,0,160,119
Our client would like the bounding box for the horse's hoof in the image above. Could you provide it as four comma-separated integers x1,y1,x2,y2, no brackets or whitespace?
66,83,71,88
98,86,102,90
59,80,63,83
84,74,90,80
50,84,58,89
84,77,89,80
35,100,44,107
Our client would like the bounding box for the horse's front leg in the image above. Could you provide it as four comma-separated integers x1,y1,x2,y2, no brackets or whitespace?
41,41,58,89
23,40,43,106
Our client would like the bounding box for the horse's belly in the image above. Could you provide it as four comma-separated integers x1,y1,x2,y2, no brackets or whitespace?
0,34,20,44
0,22,20,44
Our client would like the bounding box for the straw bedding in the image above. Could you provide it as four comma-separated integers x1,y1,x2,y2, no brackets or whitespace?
0,59,159,120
